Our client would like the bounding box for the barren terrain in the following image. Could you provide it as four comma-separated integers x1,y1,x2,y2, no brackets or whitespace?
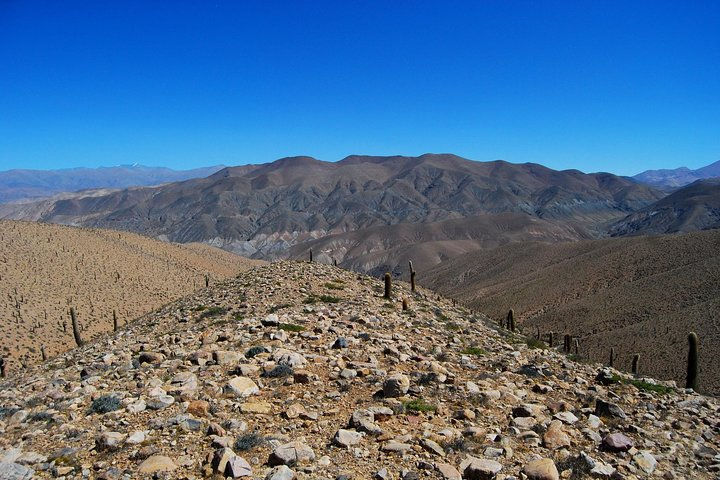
0,261,717,479
423,230,720,395
0,220,261,373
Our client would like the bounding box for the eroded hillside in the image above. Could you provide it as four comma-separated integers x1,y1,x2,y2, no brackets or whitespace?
0,220,262,372
423,230,720,395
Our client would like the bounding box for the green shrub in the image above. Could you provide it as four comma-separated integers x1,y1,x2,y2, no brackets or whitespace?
235,432,266,451
525,337,547,349
245,346,267,358
403,398,437,413
88,395,121,414
279,323,305,332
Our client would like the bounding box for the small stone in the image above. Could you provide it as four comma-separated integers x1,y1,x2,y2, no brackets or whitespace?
126,398,147,413
225,455,252,478
332,337,349,349
436,462,462,480
460,456,502,479
187,400,210,417
214,350,242,365
522,458,559,480
96,431,127,451
126,431,146,444
272,349,306,367
227,376,260,397
138,351,165,364
266,465,295,480
595,399,626,419
334,429,364,447
383,373,410,397
137,455,178,474
351,409,383,435
543,420,571,450
633,450,657,474
602,432,633,452
421,438,445,456
512,416,536,429
553,411,579,424
381,441,412,453
146,394,174,410
0,462,34,480
268,441,315,466
240,401,272,414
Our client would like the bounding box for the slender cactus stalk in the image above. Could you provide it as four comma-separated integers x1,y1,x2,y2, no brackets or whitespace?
631,353,640,375
409,261,416,292
113,310,118,332
71,307,84,347
609,347,615,368
686,332,699,390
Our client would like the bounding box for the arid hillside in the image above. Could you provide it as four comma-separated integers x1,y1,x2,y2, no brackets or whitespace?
0,261,716,479
0,220,261,373
423,230,720,395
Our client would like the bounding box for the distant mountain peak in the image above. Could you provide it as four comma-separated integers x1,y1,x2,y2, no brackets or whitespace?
633,160,720,189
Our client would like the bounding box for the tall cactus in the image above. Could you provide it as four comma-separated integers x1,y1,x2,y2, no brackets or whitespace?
70,307,84,347
409,261,416,292
609,347,615,368
631,353,640,375
564,334,571,353
686,332,699,390
507,309,515,332
402,298,408,311
41,345,47,362
384,273,392,299
309,248,313,263
0,357,6,378
113,310,118,332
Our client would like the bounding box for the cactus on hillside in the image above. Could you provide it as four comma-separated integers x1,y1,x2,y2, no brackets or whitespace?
507,309,515,332
113,310,118,332
686,332,699,390
631,353,640,375
609,347,615,368
409,261,416,292
0,357,6,378
384,273,392,299
402,298,408,311
71,307,84,347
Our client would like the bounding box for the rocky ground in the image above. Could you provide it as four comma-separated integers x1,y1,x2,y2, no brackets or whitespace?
0,261,718,479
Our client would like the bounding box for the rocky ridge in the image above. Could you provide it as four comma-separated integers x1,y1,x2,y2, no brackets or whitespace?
0,261,718,479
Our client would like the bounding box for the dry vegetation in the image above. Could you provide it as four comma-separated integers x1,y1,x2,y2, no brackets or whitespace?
0,220,261,372
424,229,720,395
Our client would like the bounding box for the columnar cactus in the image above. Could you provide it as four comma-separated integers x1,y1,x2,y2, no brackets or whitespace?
507,309,515,332
113,310,118,332
609,347,615,368
402,298,408,311
0,357,6,378
384,273,392,299
409,261,416,292
564,334,571,353
41,345,47,361
631,353,640,375
686,332,699,390
309,248,313,263
71,307,84,347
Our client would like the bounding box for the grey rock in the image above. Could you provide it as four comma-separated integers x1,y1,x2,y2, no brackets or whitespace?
266,465,295,480
595,399,626,419
383,373,410,397
602,432,633,452
333,429,364,447
268,441,315,466
461,456,503,479
0,462,34,480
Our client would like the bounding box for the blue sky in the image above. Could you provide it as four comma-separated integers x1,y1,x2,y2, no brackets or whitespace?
0,1,718,175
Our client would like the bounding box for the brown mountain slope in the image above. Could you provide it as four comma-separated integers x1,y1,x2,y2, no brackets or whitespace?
0,220,262,373
610,178,720,236
0,154,663,260
286,212,594,276
423,230,720,395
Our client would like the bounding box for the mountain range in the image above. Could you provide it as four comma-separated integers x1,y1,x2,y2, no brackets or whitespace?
632,159,720,189
0,163,225,204
0,154,664,266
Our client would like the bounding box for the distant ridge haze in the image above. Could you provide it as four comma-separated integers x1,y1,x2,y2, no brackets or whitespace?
0,164,226,204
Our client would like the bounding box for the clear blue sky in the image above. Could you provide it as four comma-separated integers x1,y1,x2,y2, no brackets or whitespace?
1,1,718,176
